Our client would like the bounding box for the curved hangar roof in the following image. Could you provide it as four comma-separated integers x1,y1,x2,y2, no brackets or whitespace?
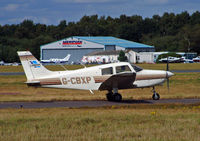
74,36,154,49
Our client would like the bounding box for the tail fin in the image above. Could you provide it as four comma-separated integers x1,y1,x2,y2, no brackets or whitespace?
17,51,53,81
64,54,71,61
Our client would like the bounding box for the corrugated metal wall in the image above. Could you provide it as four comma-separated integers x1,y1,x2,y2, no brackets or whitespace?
42,48,103,63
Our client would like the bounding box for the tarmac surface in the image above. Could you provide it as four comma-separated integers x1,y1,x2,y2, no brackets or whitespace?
0,98,200,109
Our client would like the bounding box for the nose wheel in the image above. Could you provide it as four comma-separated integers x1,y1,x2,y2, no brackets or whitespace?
152,92,160,100
152,87,160,100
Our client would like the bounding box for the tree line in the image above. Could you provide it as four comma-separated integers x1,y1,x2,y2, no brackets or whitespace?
0,11,200,62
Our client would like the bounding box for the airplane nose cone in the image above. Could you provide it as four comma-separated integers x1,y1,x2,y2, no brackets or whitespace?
167,71,174,78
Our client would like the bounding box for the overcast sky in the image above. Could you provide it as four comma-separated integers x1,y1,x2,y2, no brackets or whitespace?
0,0,200,25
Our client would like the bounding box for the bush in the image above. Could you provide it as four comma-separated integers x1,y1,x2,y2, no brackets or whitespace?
118,50,128,62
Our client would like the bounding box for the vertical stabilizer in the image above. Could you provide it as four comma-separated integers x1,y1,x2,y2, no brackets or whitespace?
17,51,53,81
64,54,71,61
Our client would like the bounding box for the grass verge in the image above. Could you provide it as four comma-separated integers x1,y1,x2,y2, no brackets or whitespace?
0,106,200,141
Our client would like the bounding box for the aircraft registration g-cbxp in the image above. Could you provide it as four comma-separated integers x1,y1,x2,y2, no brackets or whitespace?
17,51,174,102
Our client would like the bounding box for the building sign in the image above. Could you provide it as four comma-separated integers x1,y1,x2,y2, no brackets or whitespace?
62,41,82,47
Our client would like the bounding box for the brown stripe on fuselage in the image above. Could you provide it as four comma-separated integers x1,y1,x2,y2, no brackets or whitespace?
136,74,166,80
93,76,110,83
36,78,62,85
93,73,166,83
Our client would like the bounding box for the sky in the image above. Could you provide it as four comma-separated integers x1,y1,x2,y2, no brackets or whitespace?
0,0,200,25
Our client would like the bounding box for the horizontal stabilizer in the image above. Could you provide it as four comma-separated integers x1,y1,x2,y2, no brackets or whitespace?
25,81,41,87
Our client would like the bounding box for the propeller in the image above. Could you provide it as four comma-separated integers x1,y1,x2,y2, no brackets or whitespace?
166,56,170,91
165,56,174,91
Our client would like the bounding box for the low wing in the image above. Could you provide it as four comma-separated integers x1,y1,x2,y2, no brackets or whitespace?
99,72,136,91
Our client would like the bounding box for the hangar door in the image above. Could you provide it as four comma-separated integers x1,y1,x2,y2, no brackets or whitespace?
105,45,116,51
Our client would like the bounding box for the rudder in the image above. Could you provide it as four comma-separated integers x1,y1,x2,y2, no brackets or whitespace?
17,51,53,81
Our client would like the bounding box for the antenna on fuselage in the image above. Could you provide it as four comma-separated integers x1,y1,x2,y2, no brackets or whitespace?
80,63,87,68
59,64,68,71
77,60,87,68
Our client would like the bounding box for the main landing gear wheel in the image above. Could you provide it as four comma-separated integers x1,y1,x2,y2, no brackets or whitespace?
106,92,122,102
152,86,160,100
113,93,122,102
106,92,113,101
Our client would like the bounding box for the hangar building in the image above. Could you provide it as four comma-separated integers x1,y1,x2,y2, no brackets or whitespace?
40,36,155,63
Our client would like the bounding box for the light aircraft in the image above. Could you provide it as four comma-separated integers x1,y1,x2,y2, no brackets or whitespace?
159,56,182,63
193,56,200,62
0,61,4,66
181,57,194,63
17,51,174,102
41,54,71,63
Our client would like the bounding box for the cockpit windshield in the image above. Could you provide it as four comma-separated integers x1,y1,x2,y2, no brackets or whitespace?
131,64,143,72
116,65,132,73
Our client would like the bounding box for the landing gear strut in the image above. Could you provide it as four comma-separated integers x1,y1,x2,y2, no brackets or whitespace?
152,86,160,100
106,88,122,102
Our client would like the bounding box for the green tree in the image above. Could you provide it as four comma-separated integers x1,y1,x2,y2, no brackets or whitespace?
189,24,200,54
118,50,128,62
190,11,200,25
1,11,200,62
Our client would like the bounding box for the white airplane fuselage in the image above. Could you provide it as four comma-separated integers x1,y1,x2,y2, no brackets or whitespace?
33,63,170,90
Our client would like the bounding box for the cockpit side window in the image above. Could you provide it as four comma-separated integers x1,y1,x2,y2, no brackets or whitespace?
102,67,113,75
131,64,143,72
116,65,132,73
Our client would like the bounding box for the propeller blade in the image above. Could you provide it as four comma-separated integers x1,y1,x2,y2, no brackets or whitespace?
166,55,170,91
167,77,169,91
166,56,169,71
166,71,169,92
166,71,174,92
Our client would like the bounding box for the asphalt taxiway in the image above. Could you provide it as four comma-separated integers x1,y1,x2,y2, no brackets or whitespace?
0,99,200,109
